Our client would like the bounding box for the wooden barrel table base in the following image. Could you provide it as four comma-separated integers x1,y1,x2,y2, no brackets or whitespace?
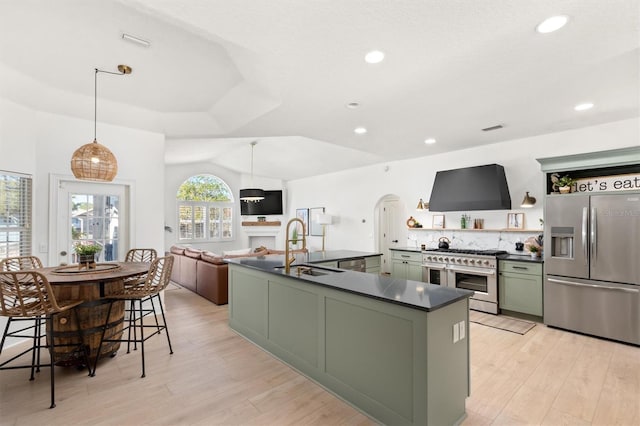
42,262,151,367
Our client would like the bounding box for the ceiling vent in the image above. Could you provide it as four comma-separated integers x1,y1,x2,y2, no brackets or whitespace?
482,124,504,132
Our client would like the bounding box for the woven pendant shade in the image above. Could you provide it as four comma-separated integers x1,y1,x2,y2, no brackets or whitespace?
71,139,118,182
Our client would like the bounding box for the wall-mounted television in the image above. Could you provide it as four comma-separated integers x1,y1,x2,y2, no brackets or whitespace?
240,190,283,215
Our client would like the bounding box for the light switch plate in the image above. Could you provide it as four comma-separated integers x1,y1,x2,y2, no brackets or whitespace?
459,321,466,340
453,323,459,343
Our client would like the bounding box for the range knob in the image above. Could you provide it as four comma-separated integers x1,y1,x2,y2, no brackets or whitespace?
438,257,443,262
469,259,475,264
463,258,468,264
484,260,490,266
443,257,449,262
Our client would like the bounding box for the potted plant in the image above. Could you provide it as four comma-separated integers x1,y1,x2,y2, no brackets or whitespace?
557,175,576,194
528,245,540,259
74,242,102,268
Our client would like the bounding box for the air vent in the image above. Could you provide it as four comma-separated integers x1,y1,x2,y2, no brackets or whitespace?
482,124,504,132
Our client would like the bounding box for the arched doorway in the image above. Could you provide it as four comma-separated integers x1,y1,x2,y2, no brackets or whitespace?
374,194,407,274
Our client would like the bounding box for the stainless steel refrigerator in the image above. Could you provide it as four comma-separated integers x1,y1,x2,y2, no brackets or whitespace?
544,192,640,345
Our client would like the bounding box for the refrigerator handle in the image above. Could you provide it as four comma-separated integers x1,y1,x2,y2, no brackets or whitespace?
582,207,588,264
590,207,597,263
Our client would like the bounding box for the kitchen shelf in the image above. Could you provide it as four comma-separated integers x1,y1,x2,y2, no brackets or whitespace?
407,228,541,233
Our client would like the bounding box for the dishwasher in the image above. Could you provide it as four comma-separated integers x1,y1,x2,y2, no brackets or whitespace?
338,258,366,272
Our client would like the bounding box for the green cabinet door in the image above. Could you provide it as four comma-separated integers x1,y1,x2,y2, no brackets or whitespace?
407,262,424,282
391,259,408,279
498,261,543,316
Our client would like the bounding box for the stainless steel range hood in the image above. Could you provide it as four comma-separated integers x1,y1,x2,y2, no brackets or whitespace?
428,164,511,211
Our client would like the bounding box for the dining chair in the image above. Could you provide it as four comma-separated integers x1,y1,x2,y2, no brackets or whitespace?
0,255,44,272
0,255,46,379
92,256,174,378
0,270,89,408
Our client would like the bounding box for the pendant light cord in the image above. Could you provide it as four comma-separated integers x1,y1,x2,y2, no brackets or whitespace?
93,67,131,143
94,69,98,142
250,141,257,186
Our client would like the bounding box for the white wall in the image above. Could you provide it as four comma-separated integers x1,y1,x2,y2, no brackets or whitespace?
31,110,165,262
286,118,640,253
1,100,165,260
0,99,165,345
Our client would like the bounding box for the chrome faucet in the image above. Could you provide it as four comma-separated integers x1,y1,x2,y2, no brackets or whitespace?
285,217,307,274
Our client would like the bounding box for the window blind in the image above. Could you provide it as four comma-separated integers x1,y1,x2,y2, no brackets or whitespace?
0,171,33,258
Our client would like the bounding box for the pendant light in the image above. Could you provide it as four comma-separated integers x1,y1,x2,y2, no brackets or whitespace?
239,141,265,202
70,65,132,182
520,192,537,208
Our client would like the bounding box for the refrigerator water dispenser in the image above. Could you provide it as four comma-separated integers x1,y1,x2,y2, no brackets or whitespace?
550,227,574,259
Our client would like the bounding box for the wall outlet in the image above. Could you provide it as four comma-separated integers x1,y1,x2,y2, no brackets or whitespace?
453,323,460,343
39,243,48,253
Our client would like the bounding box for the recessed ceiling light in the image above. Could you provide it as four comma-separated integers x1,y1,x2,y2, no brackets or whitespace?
424,138,436,145
346,102,360,109
122,33,151,47
365,50,385,64
354,127,367,135
574,102,594,111
536,15,569,33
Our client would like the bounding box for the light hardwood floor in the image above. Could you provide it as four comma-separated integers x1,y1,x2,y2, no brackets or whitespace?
1,284,638,425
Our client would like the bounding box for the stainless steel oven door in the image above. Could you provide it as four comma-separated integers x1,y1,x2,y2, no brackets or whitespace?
422,263,447,286
447,266,497,303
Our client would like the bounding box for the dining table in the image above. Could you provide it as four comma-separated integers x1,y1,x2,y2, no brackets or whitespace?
40,261,151,366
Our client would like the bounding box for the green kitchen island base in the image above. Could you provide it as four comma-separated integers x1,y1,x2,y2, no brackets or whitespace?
228,263,470,426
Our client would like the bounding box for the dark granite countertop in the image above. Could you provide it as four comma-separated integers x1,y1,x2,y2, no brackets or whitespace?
498,254,544,264
227,255,473,313
306,250,382,263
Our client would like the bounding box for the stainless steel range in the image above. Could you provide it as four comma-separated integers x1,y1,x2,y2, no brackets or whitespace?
422,248,506,314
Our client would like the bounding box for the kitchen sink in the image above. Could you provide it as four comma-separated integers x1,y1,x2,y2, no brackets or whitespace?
274,264,343,277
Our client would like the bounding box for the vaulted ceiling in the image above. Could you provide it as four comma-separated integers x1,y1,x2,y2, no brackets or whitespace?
1,0,638,180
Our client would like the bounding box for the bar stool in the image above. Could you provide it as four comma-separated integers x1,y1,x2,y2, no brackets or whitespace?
123,248,158,352
92,256,174,378
0,270,89,408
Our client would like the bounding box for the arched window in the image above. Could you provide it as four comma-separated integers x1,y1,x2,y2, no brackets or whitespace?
176,174,234,241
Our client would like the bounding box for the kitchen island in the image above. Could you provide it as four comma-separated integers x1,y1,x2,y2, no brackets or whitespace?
227,256,473,426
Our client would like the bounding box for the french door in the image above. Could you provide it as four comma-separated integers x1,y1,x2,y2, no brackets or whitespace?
54,179,128,266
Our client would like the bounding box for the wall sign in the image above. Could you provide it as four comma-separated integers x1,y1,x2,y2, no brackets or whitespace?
574,173,640,193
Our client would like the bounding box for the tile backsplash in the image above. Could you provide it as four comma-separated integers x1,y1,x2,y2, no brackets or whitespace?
407,229,543,254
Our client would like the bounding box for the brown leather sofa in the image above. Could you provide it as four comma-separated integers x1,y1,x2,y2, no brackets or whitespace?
168,246,231,305
168,245,304,305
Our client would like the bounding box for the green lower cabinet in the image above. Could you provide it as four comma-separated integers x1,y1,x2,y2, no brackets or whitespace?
391,251,424,281
498,261,543,317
